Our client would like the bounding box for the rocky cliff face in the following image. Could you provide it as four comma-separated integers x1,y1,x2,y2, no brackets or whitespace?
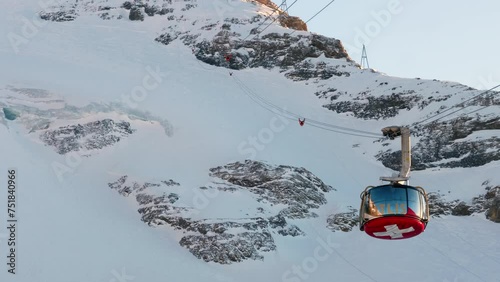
253,0,307,31
108,160,331,264
376,115,500,171
279,15,307,31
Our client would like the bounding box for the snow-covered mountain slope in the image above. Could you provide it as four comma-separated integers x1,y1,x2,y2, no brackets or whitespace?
0,1,499,282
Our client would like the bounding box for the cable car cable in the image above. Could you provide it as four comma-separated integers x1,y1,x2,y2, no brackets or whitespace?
288,0,336,36
233,76,381,139
437,220,500,266
232,76,382,138
306,222,380,282
248,0,300,41
234,77,381,139
417,237,489,282
425,99,496,126
241,0,288,42
232,76,381,138
412,83,500,127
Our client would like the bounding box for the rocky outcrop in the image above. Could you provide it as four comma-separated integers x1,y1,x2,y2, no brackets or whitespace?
128,6,144,21
279,15,307,31
40,9,78,22
254,0,280,10
487,197,500,223
323,91,421,120
473,184,500,223
327,206,358,232
190,32,350,72
107,160,329,264
180,229,275,264
254,0,307,31
39,0,180,22
425,185,500,223
377,116,500,171
40,119,134,154
209,160,334,219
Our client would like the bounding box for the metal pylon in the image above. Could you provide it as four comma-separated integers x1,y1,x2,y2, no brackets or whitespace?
361,44,370,69
280,0,288,12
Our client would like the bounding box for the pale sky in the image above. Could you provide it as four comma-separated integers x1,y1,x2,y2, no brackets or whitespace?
277,0,499,90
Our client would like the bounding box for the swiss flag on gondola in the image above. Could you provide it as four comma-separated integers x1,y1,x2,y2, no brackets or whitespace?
363,216,426,240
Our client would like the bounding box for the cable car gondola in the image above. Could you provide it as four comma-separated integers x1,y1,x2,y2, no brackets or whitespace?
359,127,430,240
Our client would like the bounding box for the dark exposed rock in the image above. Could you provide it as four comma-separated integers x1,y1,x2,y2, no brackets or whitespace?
427,192,460,217
167,193,179,203
144,5,157,17
129,7,144,21
278,225,305,237
286,60,351,81
108,176,161,197
254,0,306,31
451,202,473,216
161,179,180,186
327,207,358,232
189,33,350,72
209,160,333,219
324,91,421,120
136,193,154,205
254,0,280,11
155,32,180,46
107,161,318,264
487,197,500,223
179,231,274,264
279,15,307,31
377,116,500,170
279,206,318,219
268,214,287,229
121,1,133,10
475,185,500,223
182,3,197,11
40,119,134,155
40,9,77,22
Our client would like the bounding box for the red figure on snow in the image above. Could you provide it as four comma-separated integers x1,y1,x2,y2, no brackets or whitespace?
225,54,232,62
298,118,305,126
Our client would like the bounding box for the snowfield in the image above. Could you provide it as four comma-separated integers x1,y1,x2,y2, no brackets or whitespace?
0,1,499,282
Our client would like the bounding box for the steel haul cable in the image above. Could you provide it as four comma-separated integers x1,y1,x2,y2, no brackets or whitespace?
248,0,300,41
412,83,500,127
232,76,381,138
289,0,336,36
231,75,382,139
241,0,288,42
